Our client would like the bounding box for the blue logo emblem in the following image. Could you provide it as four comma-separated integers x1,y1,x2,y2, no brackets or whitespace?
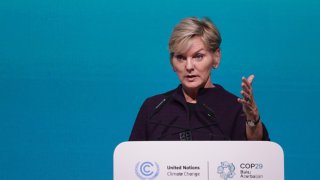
217,161,236,180
135,161,160,180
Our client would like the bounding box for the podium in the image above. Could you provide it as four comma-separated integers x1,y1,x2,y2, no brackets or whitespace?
114,141,284,180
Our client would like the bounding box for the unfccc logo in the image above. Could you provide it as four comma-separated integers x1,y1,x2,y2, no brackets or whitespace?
217,161,236,180
135,161,160,180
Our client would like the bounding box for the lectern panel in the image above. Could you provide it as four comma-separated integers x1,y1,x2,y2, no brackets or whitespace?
114,141,284,180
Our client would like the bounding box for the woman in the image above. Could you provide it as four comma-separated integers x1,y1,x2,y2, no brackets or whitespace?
129,17,269,141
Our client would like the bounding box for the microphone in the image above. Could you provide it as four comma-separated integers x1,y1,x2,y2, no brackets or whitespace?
149,94,173,121
201,103,216,119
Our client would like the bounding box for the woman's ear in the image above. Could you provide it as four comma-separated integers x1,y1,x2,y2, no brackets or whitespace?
212,48,221,69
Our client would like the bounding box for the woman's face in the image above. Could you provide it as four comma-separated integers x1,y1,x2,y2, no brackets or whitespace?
171,36,220,91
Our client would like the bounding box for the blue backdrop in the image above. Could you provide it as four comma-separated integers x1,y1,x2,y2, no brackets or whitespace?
1,0,319,179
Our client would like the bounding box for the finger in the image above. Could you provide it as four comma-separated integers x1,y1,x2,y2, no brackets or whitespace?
238,98,257,113
242,77,252,91
241,90,252,101
237,98,247,105
238,98,250,105
247,74,255,85
238,98,254,110
241,82,251,94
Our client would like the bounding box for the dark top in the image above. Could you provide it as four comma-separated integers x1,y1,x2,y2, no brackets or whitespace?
129,84,269,141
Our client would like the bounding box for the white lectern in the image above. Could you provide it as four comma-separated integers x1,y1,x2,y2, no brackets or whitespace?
114,141,284,180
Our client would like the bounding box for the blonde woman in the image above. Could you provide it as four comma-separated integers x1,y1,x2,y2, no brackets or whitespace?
130,17,269,141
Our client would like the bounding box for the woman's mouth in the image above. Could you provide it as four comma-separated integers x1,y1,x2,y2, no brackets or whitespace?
185,75,197,81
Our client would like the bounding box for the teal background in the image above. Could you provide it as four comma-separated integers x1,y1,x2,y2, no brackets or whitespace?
1,0,319,179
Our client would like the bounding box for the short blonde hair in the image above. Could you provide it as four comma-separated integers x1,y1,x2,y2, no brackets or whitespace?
169,17,221,58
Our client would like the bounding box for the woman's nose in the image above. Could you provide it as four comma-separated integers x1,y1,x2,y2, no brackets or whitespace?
185,58,194,71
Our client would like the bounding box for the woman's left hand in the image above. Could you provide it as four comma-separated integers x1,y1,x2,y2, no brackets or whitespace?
237,75,259,121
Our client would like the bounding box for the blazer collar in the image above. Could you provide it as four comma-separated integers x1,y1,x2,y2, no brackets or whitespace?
171,84,224,105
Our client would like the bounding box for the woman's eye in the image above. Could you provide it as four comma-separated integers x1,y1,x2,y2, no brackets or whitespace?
175,55,185,61
194,54,204,61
